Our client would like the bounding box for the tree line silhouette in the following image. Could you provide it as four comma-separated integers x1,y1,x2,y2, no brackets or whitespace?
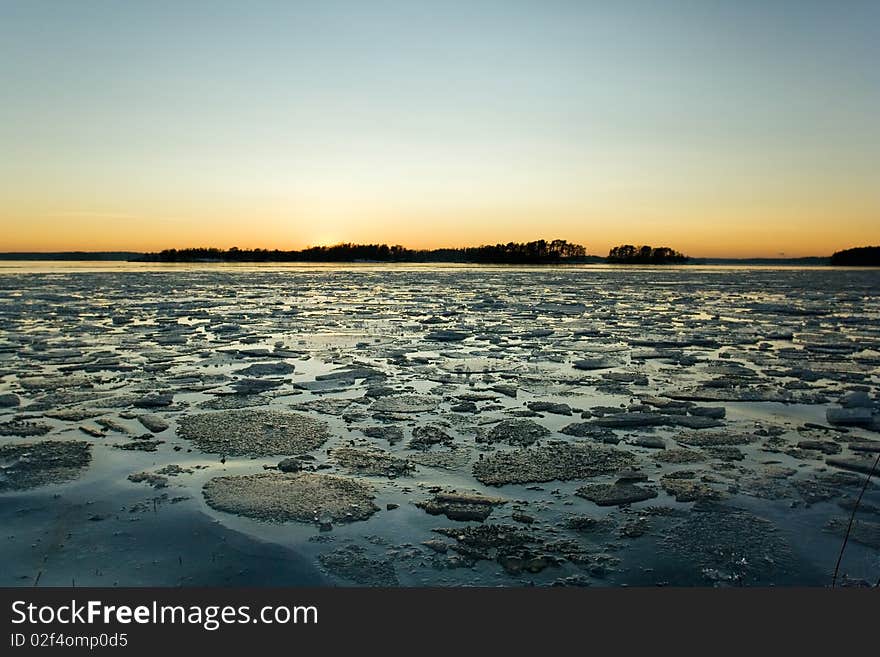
607,244,688,264
830,246,880,266
135,240,693,264
138,240,592,264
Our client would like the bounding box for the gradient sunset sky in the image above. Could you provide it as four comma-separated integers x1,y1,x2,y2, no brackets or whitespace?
1,1,878,257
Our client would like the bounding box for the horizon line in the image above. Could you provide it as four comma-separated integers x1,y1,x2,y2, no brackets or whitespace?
0,247,859,261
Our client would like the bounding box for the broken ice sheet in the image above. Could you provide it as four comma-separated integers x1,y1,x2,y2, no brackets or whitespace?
0,265,878,587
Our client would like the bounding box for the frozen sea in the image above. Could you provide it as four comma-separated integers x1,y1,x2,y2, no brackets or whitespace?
1,262,878,587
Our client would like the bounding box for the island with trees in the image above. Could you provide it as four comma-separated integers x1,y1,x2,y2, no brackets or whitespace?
830,246,880,266
135,240,598,264
606,245,689,264
130,240,699,265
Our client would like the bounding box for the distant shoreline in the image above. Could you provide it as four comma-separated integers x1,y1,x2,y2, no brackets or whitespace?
0,252,142,261
3,243,877,266
0,252,836,265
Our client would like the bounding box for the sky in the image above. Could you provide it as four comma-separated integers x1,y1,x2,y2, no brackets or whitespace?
1,0,878,257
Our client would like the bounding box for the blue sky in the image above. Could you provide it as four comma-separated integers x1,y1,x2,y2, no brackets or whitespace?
1,0,878,255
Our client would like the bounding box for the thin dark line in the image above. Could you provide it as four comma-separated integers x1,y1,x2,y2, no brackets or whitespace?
832,450,880,588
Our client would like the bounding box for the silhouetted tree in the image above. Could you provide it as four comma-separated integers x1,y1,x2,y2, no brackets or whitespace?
607,244,688,264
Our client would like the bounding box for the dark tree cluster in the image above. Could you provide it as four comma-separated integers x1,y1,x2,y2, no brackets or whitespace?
830,246,880,266
607,244,688,264
140,244,407,263
431,239,588,263
137,240,590,264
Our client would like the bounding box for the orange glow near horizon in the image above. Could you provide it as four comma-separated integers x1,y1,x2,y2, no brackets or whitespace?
2,3,878,258
2,200,877,258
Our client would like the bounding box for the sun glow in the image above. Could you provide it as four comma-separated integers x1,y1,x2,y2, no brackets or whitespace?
309,235,341,248
1,2,878,257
